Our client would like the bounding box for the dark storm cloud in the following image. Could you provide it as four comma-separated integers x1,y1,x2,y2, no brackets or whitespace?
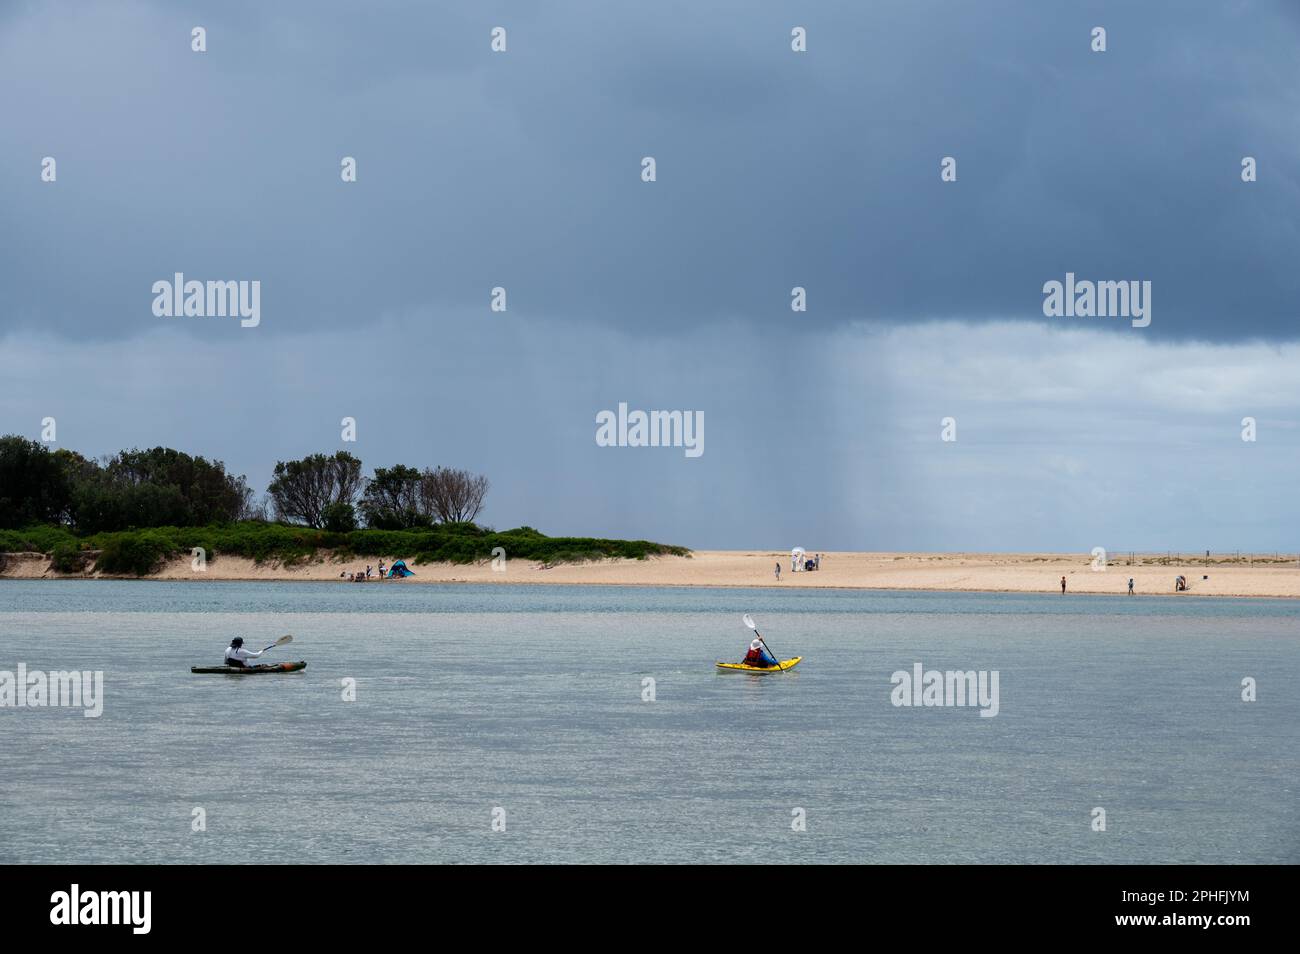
2,0,1297,343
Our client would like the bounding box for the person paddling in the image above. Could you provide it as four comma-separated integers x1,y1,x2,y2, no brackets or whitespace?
224,637,266,669
742,638,778,669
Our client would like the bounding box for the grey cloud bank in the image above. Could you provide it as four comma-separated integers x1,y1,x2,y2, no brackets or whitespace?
2,1,1298,341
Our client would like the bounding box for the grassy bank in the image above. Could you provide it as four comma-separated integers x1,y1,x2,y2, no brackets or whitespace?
0,522,690,577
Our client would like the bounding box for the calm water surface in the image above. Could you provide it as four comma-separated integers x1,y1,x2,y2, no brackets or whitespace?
2,581,1297,863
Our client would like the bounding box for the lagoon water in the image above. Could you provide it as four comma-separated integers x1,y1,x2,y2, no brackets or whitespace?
1,580,1297,864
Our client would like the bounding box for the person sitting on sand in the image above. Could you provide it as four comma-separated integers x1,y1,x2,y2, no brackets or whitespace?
742,638,777,669
224,637,265,669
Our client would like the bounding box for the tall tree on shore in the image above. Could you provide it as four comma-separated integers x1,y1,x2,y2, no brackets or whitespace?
360,465,429,530
421,467,489,523
69,446,250,533
104,447,252,525
267,452,364,528
0,436,73,528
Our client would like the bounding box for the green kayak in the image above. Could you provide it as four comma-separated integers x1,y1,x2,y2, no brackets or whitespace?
191,661,307,675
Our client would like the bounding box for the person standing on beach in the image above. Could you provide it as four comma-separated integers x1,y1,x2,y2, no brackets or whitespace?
1060,576,1067,594
775,562,781,581
1128,578,1135,596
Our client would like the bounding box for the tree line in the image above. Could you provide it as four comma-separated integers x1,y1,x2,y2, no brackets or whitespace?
0,436,488,534
268,454,489,531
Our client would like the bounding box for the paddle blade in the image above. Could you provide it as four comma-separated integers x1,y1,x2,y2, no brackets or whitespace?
276,634,294,646
742,614,756,630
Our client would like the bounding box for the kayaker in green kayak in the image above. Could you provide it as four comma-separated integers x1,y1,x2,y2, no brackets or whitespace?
224,637,267,669
742,638,778,669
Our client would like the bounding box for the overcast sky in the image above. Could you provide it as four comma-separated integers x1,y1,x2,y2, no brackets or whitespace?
2,0,1298,551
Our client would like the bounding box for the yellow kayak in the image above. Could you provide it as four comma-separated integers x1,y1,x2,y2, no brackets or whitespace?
715,656,802,674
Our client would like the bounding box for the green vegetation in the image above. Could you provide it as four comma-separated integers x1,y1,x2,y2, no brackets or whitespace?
0,521,689,576
0,524,80,554
50,542,91,574
0,435,688,574
0,436,252,533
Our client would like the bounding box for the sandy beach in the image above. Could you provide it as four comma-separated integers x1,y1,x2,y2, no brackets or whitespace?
4,549,1299,598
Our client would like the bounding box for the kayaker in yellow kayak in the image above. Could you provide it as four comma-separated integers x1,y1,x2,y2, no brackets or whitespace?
742,638,778,669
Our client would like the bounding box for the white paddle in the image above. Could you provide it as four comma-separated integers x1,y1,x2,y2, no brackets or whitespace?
259,634,293,654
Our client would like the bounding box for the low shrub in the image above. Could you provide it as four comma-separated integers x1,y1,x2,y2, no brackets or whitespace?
13,521,690,571
51,542,90,574
94,532,172,576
